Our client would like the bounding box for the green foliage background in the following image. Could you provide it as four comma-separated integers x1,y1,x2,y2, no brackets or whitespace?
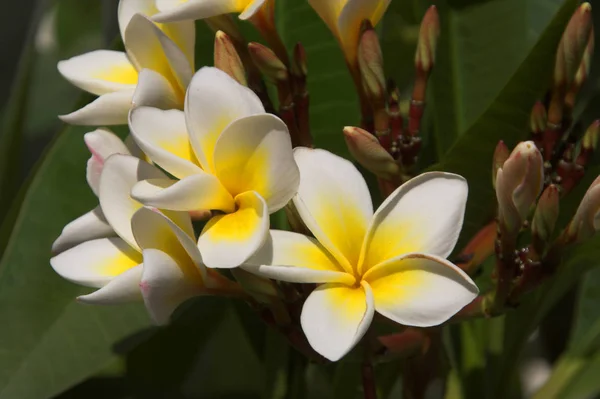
0,0,599,398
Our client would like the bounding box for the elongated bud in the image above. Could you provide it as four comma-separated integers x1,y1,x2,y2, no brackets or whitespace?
568,175,600,242
574,29,594,89
343,126,400,181
554,3,593,88
530,101,548,135
492,141,510,189
291,42,307,78
248,42,288,82
214,31,247,86
415,5,440,73
358,20,385,103
532,184,560,244
576,120,600,167
495,141,544,233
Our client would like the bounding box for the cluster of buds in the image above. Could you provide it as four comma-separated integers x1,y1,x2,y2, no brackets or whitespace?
342,6,440,195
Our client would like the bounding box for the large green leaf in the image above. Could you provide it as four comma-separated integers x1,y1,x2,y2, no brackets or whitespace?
431,0,578,249
275,0,357,157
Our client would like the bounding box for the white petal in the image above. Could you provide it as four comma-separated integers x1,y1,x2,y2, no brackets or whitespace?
243,230,354,284
213,114,299,213
99,154,168,250
198,191,268,269
52,207,114,254
57,50,137,96
292,147,373,274
50,237,142,288
118,0,196,67
308,0,342,35
364,253,478,327
129,106,202,178
59,89,134,126
131,175,235,212
154,0,246,22
300,282,374,361
239,0,268,20
184,67,264,171
132,68,181,110
84,128,130,195
131,207,206,281
360,172,468,274
124,14,191,96
77,265,143,305
337,0,391,61
141,248,206,325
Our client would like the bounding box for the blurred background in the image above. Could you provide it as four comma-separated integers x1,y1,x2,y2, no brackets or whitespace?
1,0,600,398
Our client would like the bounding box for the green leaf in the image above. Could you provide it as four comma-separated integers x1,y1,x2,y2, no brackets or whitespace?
0,125,150,399
430,0,579,249
275,0,357,158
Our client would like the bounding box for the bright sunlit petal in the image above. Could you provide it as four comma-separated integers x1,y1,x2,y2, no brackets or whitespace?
154,0,250,23
77,264,143,305
59,89,134,126
132,68,181,110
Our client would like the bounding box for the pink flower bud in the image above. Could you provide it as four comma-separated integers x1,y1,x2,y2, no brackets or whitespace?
415,5,440,73
530,101,548,135
495,141,544,233
214,31,247,86
532,184,560,244
343,126,400,181
358,21,385,103
554,3,593,88
291,42,307,78
568,175,600,242
248,42,288,82
492,141,510,189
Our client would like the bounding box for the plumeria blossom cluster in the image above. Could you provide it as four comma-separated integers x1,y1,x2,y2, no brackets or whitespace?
50,0,482,362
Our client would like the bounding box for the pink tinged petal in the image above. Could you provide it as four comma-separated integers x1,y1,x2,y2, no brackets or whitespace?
140,248,207,325
198,191,269,269
52,206,114,254
84,128,131,196
300,281,374,361
57,50,137,96
99,154,168,250
131,207,206,281
77,264,143,305
132,69,181,110
131,175,235,213
292,147,373,274
129,106,202,179
154,0,248,23
359,172,468,274
184,67,264,171
59,89,134,126
213,114,299,213
124,14,192,96
243,230,354,284
50,237,142,288
363,253,479,327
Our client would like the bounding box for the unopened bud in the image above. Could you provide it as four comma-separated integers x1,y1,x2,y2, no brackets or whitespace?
530,101,548,135
568,175,600,242
495,141,544,233
415,5,440,73
574,29,594,89
343,126,400,181
492,141,510,189
532,184,560,244
248,42,288,82
554,2,593,88
358,20,385,103
290,42,307,77
582,120,600,152
214,31,247,86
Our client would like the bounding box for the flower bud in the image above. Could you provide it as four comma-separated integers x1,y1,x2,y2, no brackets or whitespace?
554,2,593,88
415,5,440,73
358,21,385,103
576,120,600,167
495,141,544,233
568,175,600,242
530,101,548,135
248,42,288,82
214,31,247,86
574,28,594,89
291,42,307,78
343,126,400,181
532,184,560,244
492,141,510,189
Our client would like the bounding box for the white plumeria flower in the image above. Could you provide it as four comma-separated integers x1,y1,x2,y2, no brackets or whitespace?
51,154,191,306
153,0,268,23
57,0,195,125
309,0,391,63
128,67,300,269
131,207,240,324
244,148,479,361
52,128,133,254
